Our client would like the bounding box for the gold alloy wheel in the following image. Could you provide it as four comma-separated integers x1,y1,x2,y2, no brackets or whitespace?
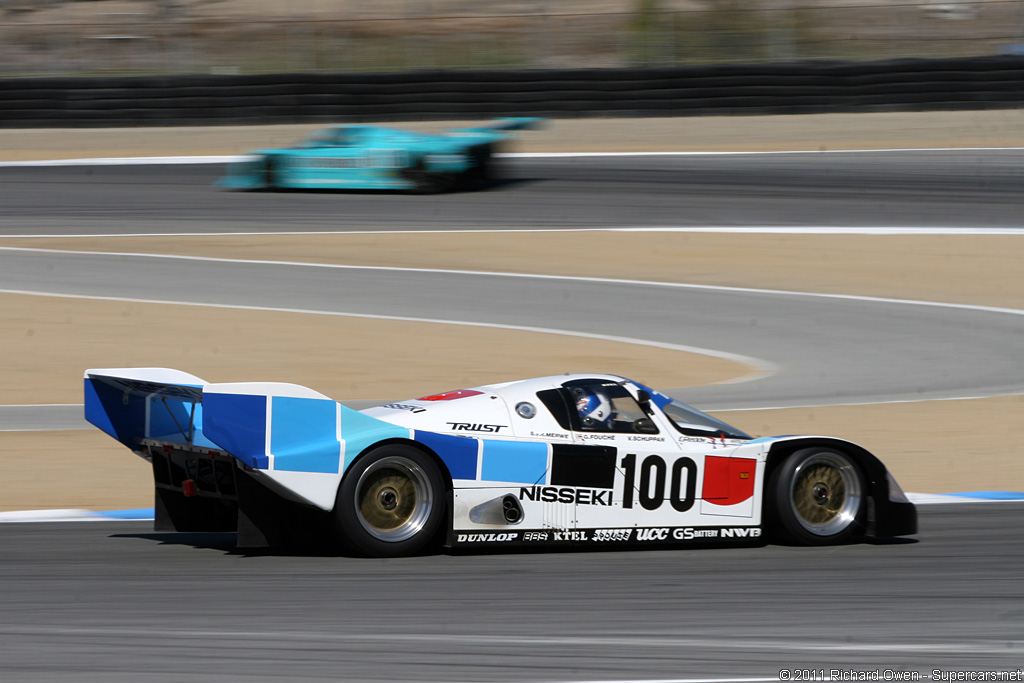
354,456,433,542
789,452,862,536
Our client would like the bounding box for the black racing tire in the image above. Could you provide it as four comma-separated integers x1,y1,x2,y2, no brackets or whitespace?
402,159,448,194
334,445,446,557
263,156,278,190
767,447,866,545
463,145,493,190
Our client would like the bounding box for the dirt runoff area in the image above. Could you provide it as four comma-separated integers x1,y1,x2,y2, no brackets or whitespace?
1,110,1023,512
2,109,1024,161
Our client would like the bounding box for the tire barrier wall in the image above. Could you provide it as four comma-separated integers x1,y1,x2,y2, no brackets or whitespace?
2,55,1022,127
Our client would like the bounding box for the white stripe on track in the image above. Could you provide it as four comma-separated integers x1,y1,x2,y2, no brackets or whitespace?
0,625,1020,656
0,286,778,385
510,146,1024,157
0,509,142,523
3,246,1023,319
2,146,1024,167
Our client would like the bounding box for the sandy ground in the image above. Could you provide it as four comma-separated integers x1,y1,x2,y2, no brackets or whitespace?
2,109,1024,161
0,292,747,407
2,110,1022,511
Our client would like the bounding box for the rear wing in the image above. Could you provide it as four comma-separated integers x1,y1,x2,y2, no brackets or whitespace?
450,117,545,135
84,368,408,510
84,368,211,451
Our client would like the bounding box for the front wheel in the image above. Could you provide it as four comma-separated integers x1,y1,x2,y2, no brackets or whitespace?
768,447,865,545
334,445,446,557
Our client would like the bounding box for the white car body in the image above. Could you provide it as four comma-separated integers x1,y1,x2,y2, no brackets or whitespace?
84,369,916,555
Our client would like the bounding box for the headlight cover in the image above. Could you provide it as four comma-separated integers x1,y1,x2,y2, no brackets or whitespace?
887,470,911,503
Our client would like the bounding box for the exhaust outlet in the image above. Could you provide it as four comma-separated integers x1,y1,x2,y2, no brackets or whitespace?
469,494,525,525
502,495,523,524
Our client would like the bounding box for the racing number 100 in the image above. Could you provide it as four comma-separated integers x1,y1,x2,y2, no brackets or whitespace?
621,454,696,512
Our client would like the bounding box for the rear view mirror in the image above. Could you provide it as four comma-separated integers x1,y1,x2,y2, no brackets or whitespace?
634,418,659,434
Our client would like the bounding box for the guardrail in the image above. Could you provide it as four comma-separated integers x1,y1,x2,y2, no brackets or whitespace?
1,55,1022,127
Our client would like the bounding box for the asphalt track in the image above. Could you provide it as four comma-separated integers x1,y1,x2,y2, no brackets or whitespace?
1,504,1022,680
2,152,1023,680
2,150,1024,234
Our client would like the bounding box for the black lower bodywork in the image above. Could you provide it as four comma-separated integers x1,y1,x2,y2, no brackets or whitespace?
150,446,332,548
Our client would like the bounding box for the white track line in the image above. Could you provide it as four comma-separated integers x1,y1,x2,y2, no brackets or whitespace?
3,246,1023,319
3,147,1024,167
0,155,242,167
0,287,778,385
3,249,1023,407
0,625,1020,656
511,147,1024,157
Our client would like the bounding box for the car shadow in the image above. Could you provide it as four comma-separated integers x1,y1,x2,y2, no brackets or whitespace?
241,177,539,195
109,530,916,559
109,531,365,558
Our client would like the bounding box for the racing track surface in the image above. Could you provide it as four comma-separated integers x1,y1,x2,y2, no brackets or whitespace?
2,150,1024,234
2,152,1024,679
2,504,1022,680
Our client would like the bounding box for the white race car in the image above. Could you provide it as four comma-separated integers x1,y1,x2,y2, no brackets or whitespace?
84,369,917,557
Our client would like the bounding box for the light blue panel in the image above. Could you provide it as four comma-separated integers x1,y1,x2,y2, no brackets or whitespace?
147,395,194,441
270,396,341,474
339,407,411,471
746,435,797,444
481,440,549,485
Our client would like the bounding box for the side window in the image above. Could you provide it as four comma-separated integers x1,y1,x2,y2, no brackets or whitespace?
562,380,657,434
301,128,355,148
537,389,575,430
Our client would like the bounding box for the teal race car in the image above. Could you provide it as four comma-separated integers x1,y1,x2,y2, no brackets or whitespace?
217,117,542,193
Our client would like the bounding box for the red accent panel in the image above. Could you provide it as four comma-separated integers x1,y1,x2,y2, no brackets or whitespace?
702,456,731,500
701,456,756,506
416,389,484,401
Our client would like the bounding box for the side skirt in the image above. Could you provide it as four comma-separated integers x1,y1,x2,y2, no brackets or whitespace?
450,525,764,548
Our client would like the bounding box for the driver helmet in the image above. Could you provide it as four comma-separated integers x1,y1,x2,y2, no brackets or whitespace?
574,387,613,429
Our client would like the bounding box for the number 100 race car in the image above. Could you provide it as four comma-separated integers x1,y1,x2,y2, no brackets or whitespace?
84,370,917,557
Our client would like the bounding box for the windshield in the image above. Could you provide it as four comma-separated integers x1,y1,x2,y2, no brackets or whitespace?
298,127,356,148
661,400,751,440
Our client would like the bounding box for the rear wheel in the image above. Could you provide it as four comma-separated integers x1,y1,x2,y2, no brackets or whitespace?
334,445,445,557
263,157,278,190
402,160,449,193
463,145,493,190
768,447,865,545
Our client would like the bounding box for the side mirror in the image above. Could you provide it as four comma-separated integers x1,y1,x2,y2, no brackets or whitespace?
633,418,659,434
